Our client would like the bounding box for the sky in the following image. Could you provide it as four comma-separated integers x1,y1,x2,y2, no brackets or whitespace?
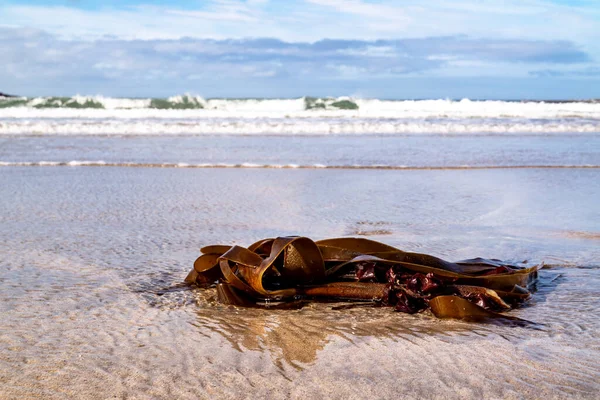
0,0,599,99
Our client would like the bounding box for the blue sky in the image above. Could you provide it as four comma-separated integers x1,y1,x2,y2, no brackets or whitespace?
1,0,599,99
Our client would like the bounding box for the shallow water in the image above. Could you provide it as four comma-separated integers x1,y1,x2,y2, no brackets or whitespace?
1,154,599,398
1,134,599,167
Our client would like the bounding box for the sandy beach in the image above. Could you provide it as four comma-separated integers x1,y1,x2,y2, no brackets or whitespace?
3,0,600,396
1,163,599,399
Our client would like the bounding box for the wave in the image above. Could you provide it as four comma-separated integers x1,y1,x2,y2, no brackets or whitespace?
1,95,600,119
0,118,598,135
2,95,599,135
0,95,357,112
1,161,597,170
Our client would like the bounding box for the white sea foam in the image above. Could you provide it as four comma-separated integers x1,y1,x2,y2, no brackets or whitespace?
0,118,598,135
1,97,600,118
1,96,599,135
0,161,597,169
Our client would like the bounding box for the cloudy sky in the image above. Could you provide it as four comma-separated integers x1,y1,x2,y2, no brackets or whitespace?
1,0,599,99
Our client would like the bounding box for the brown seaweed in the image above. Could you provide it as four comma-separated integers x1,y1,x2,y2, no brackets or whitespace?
186,236,540,321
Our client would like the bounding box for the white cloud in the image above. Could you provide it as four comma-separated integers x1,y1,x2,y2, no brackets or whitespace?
306,0,410,23
338,46,398,58
0,0,598,46
0,0,598,97
0,28,590,86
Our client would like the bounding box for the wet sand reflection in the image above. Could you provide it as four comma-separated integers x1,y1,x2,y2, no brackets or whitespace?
188,290,510,370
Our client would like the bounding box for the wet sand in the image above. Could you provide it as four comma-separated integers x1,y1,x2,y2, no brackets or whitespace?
1,166,599,399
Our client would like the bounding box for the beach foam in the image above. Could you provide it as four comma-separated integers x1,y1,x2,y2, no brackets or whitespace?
1,96,599,117
1,118,599,135
1,160,598,169
1,96,599,135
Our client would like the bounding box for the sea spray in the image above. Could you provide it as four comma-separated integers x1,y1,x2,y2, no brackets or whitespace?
1,95,599,135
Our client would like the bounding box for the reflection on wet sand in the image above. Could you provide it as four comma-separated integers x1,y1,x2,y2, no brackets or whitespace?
188,288,518,370
195,308,328,369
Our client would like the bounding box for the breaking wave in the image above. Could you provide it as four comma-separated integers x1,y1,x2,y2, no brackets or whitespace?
1,95,599,116
1,95,599,135
0,95,360,112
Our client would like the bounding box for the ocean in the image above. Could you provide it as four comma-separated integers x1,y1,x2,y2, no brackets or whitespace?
2,95,600,136
1,95,599,399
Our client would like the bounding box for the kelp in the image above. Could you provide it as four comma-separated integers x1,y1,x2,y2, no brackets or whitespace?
185,236,540,321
